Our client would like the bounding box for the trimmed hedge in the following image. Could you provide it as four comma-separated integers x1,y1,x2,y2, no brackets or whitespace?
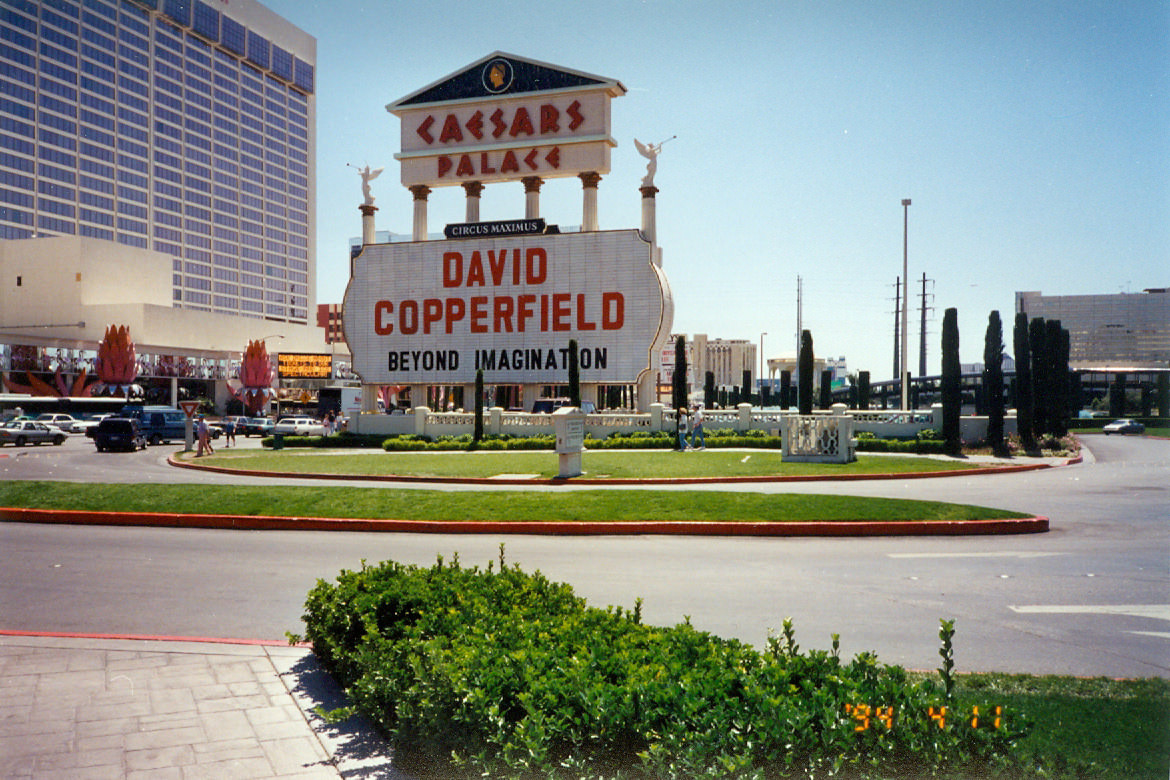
295,555,1028,779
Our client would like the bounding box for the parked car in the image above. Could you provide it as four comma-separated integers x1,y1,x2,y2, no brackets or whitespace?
34,413,82,432
530,398,597,414
237,417,275,437
273,416,326,436
92,417,147,452
1102,418,1144,435
119,405,187,445
0,420,67,446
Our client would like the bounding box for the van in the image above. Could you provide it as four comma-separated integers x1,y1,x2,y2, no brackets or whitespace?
119,404,188,445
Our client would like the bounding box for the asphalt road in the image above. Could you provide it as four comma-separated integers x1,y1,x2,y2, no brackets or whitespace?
1,433,1167,678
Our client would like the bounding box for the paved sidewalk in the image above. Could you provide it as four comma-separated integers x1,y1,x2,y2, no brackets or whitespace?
0,634,403,779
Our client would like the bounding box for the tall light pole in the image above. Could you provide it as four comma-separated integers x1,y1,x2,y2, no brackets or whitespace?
900,198,911,410
759,331,767,403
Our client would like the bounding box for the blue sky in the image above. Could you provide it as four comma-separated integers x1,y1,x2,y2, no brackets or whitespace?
262,0,1168,376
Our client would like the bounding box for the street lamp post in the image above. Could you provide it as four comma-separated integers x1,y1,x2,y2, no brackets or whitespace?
759,332,767,406
900,198,911,411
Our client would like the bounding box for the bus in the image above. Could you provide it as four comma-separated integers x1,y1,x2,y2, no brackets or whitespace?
0,394,128,421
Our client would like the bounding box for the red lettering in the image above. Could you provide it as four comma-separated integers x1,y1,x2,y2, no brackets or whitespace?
525,248,547,284
567,99,584,130
465,110,483,139
439,114,462,143
576,293,596,330
516,294,536,332
466,251,485,286
374,300,394,335
444,297,466,333
493,296,514,332
416,115,435,144
399,300,418,334
437,156,452,178
487,249,507,285
422,298,443,333
524,149,539,170
510,107,534,137
540,104,559,134
500,150,519,173
552,293,572,331
480,152,496,174
602,292,624,329
512,248,521,285
545,146,560,169
455,155,474,176
442,251,462,287
470,296,488,333
540,294,549,330
490,108,506,138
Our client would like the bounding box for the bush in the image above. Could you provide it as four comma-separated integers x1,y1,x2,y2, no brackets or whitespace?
295,555,1029,779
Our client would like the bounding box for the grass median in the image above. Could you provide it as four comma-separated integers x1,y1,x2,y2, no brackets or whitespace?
0,480,1032,525
177,448,995,480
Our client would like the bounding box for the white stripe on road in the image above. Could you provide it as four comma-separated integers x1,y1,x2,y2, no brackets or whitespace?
888,552,1065,559
1008,604,1170,621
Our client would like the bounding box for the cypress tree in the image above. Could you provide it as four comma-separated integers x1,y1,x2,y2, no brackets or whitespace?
473,369,484,442
567,339,580,408
983,311,1005,453
704,371,715,409
858,370,871,410
1013,312,1035,449
1045,321,1066,436
1158,374,1169,418
672,335,688,411
780,370,792,409
1029,317,1049,438
798,330,814,415
819,369,832,409
941,307,962,455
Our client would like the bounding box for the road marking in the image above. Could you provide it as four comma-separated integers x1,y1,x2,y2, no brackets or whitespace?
888,552,1065,559
1008,604,1170,621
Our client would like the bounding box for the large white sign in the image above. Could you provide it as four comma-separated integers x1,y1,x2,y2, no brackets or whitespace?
343,230,667,385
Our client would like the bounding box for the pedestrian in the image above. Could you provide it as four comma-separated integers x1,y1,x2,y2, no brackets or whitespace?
676,406,690,451
196,415,213,456
223,418,236,448
690,403,706,450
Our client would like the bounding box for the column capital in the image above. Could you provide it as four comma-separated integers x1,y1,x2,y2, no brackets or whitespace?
462,181,485,198
639,185,659,199
578,171,602,189
358,203,378,216
409,184,432,201
522,176,544,193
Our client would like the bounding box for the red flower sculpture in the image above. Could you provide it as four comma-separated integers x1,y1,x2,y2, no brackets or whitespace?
95,325,137,390
237,340,275,415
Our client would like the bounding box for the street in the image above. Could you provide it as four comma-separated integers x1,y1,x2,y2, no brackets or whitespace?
1,433,1167,678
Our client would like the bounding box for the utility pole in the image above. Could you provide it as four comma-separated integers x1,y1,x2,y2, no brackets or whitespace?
900,198,911,410
892,277,901,381
918,272,934,376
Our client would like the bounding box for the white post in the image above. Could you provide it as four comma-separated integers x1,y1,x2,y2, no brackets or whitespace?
411,185,431,241
462,181,483,223
580,172,600,231
523,176,542,219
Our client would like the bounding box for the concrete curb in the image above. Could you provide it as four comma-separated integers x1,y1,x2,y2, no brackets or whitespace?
0,506,1049,536
166,452,1072,485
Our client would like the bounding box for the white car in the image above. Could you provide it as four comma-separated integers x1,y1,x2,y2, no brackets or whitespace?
272,416,326,436
34,413,81,432
0,420,68,446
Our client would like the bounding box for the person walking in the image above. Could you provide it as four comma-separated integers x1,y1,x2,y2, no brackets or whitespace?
195,415,213,456
676,406,690,451
690,403,706,450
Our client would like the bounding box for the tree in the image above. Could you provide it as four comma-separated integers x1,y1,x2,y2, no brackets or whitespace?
858,371,871,410
1045,320,1067,437
704,371,715,409
742,370,753,405
798,330,814,415
819,369,832,409
941,307,962,455
983,311,1005,453
473,369,484,443
671,335,688,411
567,339,580,408
1013,313,1035,449
780,370,792,409
1029,317,1049,438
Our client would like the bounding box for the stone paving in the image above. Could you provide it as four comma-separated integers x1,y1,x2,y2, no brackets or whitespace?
0,635,403,779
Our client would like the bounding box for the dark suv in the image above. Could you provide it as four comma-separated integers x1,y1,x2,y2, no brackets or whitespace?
93,417,147,452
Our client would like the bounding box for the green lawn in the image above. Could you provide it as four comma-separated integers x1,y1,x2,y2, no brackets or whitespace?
181,449,992,480
952,673,1170,778
0,481,1032,524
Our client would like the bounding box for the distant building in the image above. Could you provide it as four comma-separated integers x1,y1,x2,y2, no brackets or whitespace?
1016,289,1170,369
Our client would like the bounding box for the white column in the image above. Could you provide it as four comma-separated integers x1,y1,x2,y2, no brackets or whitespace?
462,181,483,223
410,185,431,241
359,203,377,245
523,176,543,219
640,185,658,245
579,172,600,231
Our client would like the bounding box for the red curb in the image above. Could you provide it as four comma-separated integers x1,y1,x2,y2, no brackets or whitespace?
167,453,1064,485
0,628,295,647
0,506,1049,536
